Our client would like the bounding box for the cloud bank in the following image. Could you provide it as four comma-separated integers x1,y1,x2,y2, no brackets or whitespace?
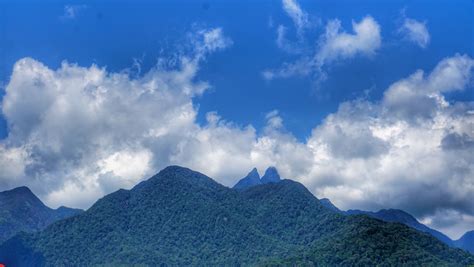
0,27,232,208
0,25,473,238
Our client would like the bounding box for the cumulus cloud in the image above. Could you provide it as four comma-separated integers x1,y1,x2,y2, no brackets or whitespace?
399,17,430,48
0,29,472,238
316,16,381,65
269,1,381,82
383,55,474,120
0,27,232,208
302,54,474,238
264,16,381,81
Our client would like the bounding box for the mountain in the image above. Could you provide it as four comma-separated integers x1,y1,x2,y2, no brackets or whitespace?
0,186,83,243
344,206,474,255
233,168,262,189
1,166,473,266
260,166,281,184
346,209,454,246
320,198,342,213
233,166,281,189
455,231,474,254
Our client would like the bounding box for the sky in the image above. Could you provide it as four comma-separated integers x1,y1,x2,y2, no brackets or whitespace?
0,0,473,239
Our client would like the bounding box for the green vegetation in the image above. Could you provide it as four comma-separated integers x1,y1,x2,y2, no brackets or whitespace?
0,186,82,243
263,216,473,266
1,166,472,266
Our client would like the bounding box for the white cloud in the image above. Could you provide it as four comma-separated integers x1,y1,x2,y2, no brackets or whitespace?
275,25,299,54
99,149,152,184
0,145,29,183
272,0,313,58
262,57,313,80
264,16,381,81
301,54,474,238
0,28,472,239
0,27,232,208
399,18,430,48
316,16,381,65
383,55,474,120
281,0,309,36
193,28,233,60
265,110,284,130
269,1,381,82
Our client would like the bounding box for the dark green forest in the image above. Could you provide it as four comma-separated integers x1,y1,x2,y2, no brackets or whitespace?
1,166,473,266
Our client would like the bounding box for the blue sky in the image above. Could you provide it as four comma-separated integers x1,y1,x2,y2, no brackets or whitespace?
0,0,473,239
2,0,472,139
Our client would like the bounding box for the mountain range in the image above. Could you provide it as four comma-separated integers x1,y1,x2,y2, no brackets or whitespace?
346,208,453,245
321,197,474,255
0,186,82,244
0,166,472,266
237,168,474,255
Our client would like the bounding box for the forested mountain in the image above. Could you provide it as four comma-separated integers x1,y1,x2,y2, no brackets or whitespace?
233,168,262,189
346,209,454,246
0,166,472,266
454,231,474,254
0,186,82,243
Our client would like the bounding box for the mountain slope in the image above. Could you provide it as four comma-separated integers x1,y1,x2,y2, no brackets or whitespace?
260,166,281,184
0,186,82,243
1,166,472,266
346,209,453,246
455,231,474,254
319,198,343,213
233,168,262,189
263,214,472,266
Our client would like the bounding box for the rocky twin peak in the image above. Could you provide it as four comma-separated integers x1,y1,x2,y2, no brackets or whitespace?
233,166,281,189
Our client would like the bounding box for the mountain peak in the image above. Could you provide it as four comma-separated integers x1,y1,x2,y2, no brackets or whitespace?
0,186,83,243
133,165,225,194
3,186,34,195
1,166,473,265
261,166,281,184
377,209,417,222
455,230,474,253
154,165,213,183
159,165,194,174
0,186,44,207
233,167,261,189
249,167,259,176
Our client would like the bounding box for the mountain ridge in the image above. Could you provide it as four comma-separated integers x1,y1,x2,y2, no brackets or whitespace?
233,168,262,189
454,230,474,254
1,166,472,265
0,186,83,243
346,208,454,246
